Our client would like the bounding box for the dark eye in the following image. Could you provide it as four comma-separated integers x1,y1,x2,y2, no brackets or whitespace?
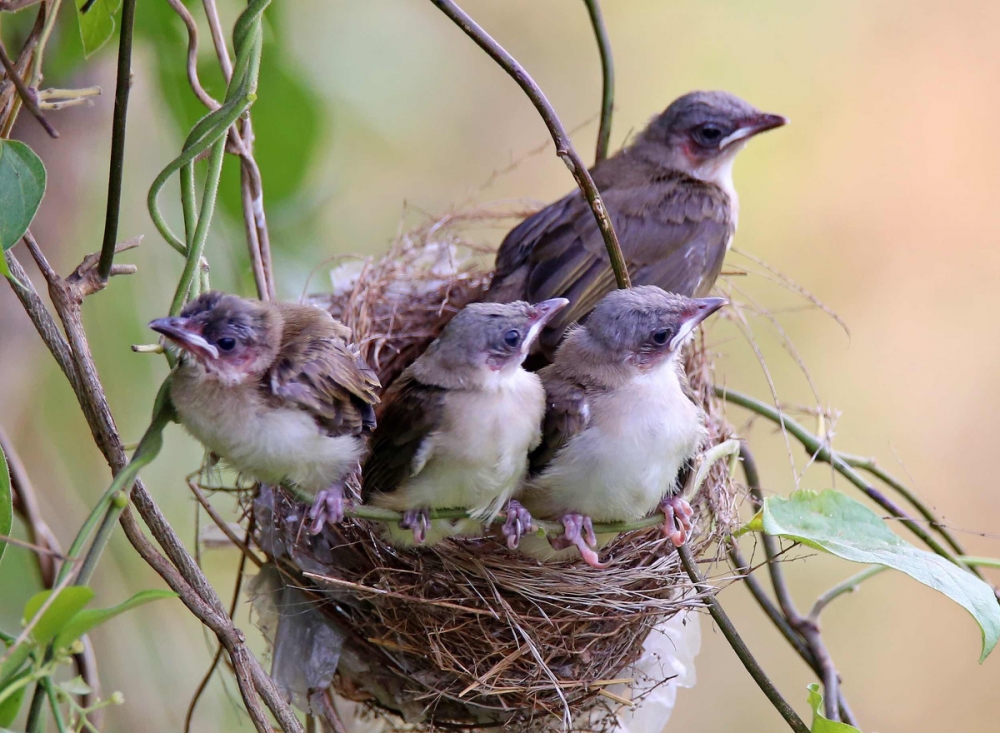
652,328,673,346
503,329,522,348
217,337,237,352
696,124,723,146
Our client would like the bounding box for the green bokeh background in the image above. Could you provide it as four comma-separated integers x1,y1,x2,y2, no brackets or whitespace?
1,0,999,730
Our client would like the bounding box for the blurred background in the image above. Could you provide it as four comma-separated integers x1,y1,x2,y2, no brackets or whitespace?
1,0,999,730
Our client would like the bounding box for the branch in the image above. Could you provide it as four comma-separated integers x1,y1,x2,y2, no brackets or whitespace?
678,543,809,733
716,386,978,576
97,0,137,280
0,37,57,137
428,0,631,289
582,0,614,163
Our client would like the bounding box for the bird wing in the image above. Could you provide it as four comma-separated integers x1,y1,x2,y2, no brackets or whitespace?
268,306,380,437
360,373,447,501
528,367,592,475
490,172,733,353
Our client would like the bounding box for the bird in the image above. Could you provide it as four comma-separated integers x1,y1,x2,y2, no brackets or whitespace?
360,298,568,547
484,90,784,358
149,291,379,533
518,286,726,568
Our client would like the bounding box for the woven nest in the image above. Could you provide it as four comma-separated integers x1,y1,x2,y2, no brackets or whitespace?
252,209,741,731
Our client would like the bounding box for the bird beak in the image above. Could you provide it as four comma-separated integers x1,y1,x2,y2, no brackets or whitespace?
149,316,220,360
720,112,788,149
524,298,569,351
670,297,727,351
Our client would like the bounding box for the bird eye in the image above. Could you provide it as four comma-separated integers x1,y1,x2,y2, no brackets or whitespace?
652,328,673,346
503,329,522,348
696,124,723,145
217,337,237,352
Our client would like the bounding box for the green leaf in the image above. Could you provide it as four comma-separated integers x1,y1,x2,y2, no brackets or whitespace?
53,589,176,649
57,676,92,697
75,0,122,58
0,442,10,567
22,587,94,646
0,680,26,728
760,490,1000,662
807,684,862,732
0,140,46,253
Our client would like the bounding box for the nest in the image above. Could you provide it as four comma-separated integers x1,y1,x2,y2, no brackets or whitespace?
252,209,741,731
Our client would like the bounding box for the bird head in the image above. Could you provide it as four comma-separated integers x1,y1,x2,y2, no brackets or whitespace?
415,298,568,385
637,90,786,187
149,292,282,384
583,286,726,371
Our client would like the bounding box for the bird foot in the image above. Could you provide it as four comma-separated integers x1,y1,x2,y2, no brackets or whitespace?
659,495,694,547
501,500,534,550
549,514,606,569
399,507,431,545
307,484,349,534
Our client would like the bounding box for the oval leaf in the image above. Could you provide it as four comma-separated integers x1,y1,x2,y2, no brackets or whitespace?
0,679,27,727
0,140,46,252
807,684,862,732
760,490,1000,662
54,589,176,649
75,0,122,58
22,586,94,646
0,443,10,567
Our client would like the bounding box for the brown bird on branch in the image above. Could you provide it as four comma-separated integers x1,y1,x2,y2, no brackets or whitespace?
361,298,567,547
484,90,785,358
149,292,379,532
518,286,726,568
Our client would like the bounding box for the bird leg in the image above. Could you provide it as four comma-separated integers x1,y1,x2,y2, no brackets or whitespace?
399,507,431,545
549,514,606,569
501,499,534,550
307,482,349,534
659,495,695,547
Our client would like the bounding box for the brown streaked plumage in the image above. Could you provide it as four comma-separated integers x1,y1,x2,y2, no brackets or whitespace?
518,286,726,567
361,298,567,547
150,292,379,532
485,90,785,358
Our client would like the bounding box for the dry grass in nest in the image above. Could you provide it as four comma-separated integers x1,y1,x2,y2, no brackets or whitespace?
253,209,741,731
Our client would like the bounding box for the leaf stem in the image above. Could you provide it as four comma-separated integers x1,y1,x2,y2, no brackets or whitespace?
96,0,137,280
428,0,631,289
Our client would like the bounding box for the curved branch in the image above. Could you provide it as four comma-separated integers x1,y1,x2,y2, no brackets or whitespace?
429,0,631,289
582,0,614,162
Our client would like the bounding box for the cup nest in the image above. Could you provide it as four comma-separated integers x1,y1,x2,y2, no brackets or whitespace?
252,209,741,731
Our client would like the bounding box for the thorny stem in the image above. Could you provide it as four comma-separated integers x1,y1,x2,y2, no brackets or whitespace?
582,0,614,163
97,0,137,281
429,0,632,289
740,443,847,723
678,543,810,733
716,386,979,577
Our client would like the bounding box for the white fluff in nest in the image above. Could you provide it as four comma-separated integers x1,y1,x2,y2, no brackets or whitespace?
328,242,471,299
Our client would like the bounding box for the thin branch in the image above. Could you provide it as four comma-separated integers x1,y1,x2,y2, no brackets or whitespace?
429,0,631,289
582,0,614,162
0,37,57,137
677,543,809,733
97,0,138,280
808,565,886,623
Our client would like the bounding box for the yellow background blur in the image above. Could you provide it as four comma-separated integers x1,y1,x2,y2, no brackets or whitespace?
1,1,998,731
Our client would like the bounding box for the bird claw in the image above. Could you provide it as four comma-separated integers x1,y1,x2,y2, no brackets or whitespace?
307,484,349,534
549,514,606,569
501,500,534,550
400,508,431,545
659,495,694,547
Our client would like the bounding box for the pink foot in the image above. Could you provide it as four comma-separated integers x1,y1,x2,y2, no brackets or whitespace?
399,508,431,545
307,483,349,534
549,514,606,569
659,495,694,547
501,499,534,550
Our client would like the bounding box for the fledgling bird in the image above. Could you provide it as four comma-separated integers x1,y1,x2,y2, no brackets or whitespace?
149,292,379,532
519,286,726,568
361,298,568,547
485,90,784,358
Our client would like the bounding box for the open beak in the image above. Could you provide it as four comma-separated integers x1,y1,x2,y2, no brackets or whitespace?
149,317,219,360
523,297,570,351
670,297,727,351
720,112,788,149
